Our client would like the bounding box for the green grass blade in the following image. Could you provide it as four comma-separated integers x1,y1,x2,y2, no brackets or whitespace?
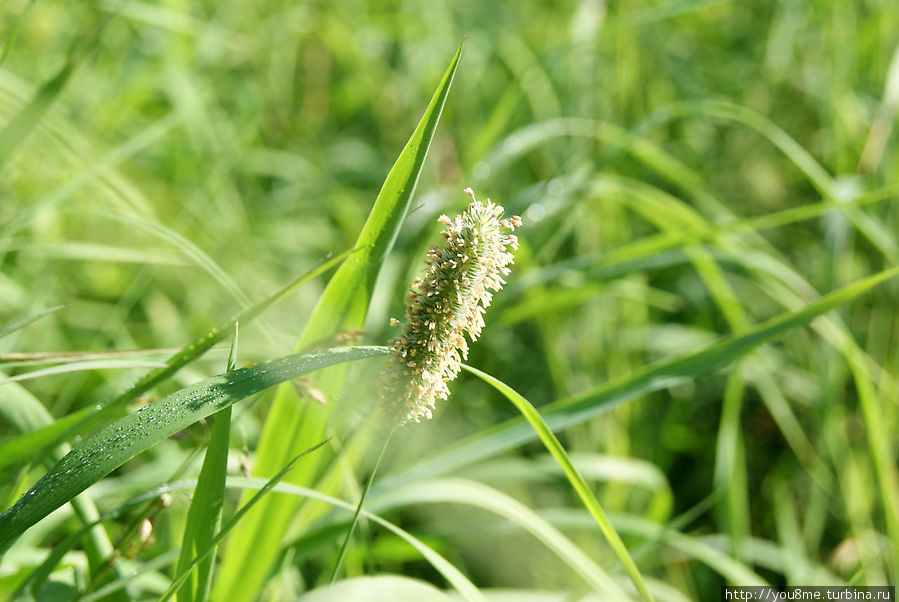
159,439,331,602
0,0,37,68
382,267,899,490
0,371,58,435
0,304,68,341
329,426,395,583
215,41,463,601
460,364,654,602
0,250,348,473
96,211,253,307
297,40,464,350
0,59,74,172
0,408,90,475
0,346,388,555
505,184,899,298
631,100,898,265
174,324,240,602
844,344,899,579
0,110,184,238
225,323,239,373
467,453,673,523
0,15,107,172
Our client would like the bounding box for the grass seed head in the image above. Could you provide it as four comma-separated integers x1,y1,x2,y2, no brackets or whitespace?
379,187,521,423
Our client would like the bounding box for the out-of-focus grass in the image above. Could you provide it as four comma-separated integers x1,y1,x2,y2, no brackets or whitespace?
1,0,897,600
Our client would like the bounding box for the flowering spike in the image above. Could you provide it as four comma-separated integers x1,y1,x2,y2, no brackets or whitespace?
379,187,522,423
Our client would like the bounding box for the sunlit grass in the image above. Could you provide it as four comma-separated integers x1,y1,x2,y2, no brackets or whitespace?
1,1,897,600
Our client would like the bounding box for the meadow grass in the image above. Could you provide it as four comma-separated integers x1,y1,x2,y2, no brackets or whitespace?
0,1,897,600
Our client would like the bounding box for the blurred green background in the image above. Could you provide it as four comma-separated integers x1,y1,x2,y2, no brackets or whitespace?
1,0,898,599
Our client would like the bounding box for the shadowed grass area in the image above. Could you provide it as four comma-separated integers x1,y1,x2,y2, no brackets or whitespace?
0,1,897,600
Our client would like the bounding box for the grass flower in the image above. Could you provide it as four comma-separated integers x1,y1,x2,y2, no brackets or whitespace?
380,187,522,423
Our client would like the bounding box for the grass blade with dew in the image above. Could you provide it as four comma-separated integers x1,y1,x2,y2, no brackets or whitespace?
461,364,654,602
0,250,349,474
173,323,240,602
214,42,464,602
0,371,129,599
0,346,388,554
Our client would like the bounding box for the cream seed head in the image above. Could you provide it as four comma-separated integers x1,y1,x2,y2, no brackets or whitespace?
379,187,521,423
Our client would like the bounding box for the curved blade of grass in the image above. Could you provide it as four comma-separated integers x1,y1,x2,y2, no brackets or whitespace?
173,324,239,602
0,410,89,475
461,364,653,602
0,304,69,341
468,453,673,523
96,211,252,307
215,42,463,602
0,371,59,435
159,439,331,602
608,514,767,586
294,576,452,602
844,339,899,579
371,478,630,600
0,250,349,474
0,371,75,507
381,267,899,491
0,346,388,554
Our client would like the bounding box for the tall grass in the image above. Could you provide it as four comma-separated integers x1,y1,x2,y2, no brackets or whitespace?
0,1,897,600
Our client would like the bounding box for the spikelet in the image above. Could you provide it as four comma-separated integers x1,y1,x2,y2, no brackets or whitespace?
379,187,522,423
